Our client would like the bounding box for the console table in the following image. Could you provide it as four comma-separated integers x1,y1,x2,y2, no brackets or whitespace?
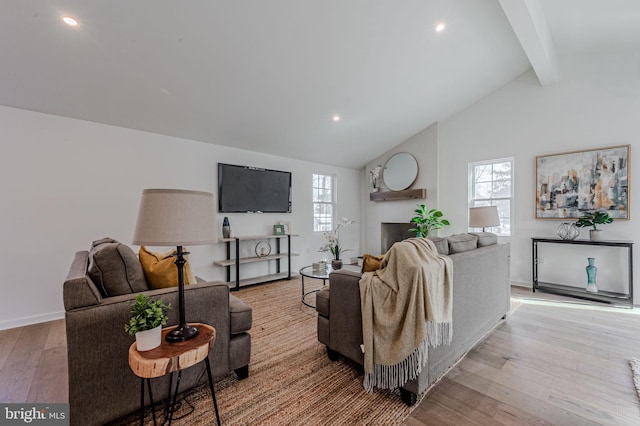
214,234,298,291
531,237,634,307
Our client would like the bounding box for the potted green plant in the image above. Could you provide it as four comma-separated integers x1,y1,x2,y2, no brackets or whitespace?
125,294,171,351
409,204,450,238
574,211,613,241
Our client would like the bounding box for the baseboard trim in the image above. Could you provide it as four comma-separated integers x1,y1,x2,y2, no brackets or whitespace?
0,311,65,331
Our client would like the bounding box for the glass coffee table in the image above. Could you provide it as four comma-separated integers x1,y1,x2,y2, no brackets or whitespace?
299,264,359,308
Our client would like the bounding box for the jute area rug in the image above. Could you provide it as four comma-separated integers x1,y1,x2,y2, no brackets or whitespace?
119,277,417,425
629,358,640,401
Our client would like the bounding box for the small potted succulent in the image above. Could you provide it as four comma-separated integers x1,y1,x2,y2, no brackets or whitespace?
575,211,614,241
125,294,171,351
409,204,450,238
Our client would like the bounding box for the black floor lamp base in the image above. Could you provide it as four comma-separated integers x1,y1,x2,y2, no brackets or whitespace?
165,324,200,342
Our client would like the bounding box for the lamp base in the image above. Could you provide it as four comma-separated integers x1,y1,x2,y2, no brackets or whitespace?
165,324,199,342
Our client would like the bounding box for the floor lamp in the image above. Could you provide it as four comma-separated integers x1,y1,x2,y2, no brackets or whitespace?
469,205,500,232
133,189,216,342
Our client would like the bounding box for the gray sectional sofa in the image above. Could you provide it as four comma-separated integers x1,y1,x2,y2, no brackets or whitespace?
63,238,252,426
316,233,510,405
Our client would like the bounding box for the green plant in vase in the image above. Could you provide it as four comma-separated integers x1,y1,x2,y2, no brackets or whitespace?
125,294,171,336
575,211,613,241
409,204,450,238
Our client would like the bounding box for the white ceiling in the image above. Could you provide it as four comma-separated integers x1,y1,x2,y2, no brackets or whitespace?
1,1,638,169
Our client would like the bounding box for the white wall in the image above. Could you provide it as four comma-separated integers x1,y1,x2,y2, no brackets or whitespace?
361,123,439,254
438,53,640,299
0,106,361,329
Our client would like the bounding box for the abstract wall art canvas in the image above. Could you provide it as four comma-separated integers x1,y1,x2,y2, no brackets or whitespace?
535,145,630,219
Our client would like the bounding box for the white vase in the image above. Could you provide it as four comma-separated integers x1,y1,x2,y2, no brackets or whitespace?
135,325,162,351
590,229,602,241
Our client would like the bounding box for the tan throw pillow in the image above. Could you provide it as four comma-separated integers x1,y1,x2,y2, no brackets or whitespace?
361,254,385,273
139,246,197,289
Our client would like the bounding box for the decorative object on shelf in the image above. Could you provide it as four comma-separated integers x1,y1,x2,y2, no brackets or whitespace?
585,257,598,293
556,222,580,240
535,145,629,219
312,261,328,273
222,217,231,238
279,221,291,234
331,259,343,270
319,217,355,263
469,206,500,232
369,164,382,192
383,152,419,191
125,294,171,351
409,204,450,238
273,224,285,235
133,188,216,342
575,211,614,241
255,240,272,258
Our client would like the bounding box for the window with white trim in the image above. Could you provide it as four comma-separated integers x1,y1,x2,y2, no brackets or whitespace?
313,173,335,232
469,158,514,237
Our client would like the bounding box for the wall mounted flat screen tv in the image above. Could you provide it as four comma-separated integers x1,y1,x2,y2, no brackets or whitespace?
218,163,292,213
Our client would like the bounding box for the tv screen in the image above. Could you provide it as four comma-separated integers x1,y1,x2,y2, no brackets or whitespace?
218,163,292,213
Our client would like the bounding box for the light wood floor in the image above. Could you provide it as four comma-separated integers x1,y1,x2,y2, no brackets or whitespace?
405,287,640,425
2,287,639,425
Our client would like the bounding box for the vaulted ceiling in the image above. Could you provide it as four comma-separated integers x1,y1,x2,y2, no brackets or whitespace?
1,1,638,168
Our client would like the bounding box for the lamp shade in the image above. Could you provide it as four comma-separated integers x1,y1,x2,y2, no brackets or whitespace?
133,189,216,246
469,206,500,228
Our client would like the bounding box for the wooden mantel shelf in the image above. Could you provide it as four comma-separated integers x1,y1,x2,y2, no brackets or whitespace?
369,188,426,202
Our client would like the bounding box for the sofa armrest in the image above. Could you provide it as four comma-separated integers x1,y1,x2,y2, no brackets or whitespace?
327,270,365,364
63,251,103,310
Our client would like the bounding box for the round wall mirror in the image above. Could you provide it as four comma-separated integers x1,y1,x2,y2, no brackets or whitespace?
383,152,418,191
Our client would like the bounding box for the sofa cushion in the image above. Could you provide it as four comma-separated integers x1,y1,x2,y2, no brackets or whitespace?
469,232,498,247
139,246,197,289
428,237,450,255
88,239,148,297
361,253,385,272
316,287,330,317
229,294,252,334
447,234,478,254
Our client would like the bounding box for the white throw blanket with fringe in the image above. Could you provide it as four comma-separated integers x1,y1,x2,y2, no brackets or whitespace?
359,238,453,392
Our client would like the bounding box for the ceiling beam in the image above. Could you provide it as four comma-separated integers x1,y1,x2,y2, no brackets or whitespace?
499,0,559,86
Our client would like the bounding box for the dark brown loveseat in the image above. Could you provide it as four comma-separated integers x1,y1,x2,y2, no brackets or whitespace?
63,239,252,426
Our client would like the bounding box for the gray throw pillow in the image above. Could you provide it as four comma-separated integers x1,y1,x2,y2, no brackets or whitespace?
447,234,478,254
428,237,450,255
88,239,148,297
469,232,498,247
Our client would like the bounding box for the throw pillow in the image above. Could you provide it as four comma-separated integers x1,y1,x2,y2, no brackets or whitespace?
428,237,449,255
361,253,385,273
88,239,149,297
139,246,197,289
447,234,479,254
469,232,498,247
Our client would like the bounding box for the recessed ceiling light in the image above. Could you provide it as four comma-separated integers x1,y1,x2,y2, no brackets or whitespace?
62,16,78,27
333,115,341,122
435,23,445,32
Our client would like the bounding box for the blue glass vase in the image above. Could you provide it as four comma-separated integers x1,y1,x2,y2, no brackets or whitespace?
586,257,598,293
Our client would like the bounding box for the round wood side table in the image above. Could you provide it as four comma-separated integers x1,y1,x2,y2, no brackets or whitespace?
128,323,221,426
